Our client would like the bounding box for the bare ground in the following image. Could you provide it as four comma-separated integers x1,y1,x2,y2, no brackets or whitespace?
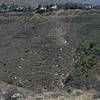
0,11,100,92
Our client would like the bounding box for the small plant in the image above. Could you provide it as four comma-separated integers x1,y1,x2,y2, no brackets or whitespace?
67,86,73,93
7,79,14,84
14,79,24,87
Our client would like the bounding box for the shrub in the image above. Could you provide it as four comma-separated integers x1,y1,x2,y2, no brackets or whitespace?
64,41,100,90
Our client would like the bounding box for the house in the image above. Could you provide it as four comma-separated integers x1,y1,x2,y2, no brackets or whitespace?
82,4,93,9
6,5,11,12
50,4,58,11
36,5,46,13
16,7,24,12
40,6,46,11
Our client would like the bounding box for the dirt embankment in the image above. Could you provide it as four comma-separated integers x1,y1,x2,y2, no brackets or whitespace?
0,13,78,90
0,11,100,92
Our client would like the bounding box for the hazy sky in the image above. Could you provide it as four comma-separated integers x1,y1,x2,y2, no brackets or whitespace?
33,0,100,5
0,0,100,6
70,0,100,5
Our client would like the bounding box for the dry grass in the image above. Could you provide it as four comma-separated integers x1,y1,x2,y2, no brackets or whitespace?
32,92,94,100
95,75,100,81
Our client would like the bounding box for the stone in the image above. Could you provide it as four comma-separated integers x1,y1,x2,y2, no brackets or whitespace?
11,93,23,99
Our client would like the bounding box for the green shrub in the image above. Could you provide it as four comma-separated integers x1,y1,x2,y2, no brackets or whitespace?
30,12,48,22
64,41,100,90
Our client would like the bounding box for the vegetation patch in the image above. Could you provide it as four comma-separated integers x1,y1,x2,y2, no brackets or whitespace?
30,12,48,22
64,41,100,90
62,10,100,17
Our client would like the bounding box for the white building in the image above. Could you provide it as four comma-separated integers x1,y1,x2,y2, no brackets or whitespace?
50,4,58,10
83,4,92,9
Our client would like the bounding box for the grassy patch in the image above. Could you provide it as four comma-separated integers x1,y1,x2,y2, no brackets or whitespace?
30,12,48,22
15,31,33,38
62,10,100,17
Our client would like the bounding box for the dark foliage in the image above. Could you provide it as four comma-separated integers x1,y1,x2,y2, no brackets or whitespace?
64,41,100,90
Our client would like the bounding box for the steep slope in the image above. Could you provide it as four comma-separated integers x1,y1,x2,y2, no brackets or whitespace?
0,13,77,90
0,10,100,91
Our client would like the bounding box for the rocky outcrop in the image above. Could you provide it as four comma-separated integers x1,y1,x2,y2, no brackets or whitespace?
0,82,100,100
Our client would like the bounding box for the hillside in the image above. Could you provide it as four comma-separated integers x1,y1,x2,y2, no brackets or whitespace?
0,12,77,90
0,10,100,94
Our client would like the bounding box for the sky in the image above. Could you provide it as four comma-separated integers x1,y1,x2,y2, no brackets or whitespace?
0,0,100,6
70,0,100,5
33,0,100,6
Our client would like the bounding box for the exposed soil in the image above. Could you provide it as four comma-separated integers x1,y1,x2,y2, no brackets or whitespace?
0,11,100,91
0,13,78,90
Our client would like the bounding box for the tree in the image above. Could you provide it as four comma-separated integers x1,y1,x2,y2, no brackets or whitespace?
0,3,7,10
